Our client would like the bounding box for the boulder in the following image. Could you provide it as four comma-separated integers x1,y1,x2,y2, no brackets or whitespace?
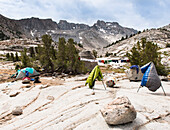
101,96,136,125
79,51,97,72
12,106,23,115
79,51,95,59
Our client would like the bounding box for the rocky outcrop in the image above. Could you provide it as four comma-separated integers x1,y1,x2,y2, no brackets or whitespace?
79,51,97,71
79,51,95,59
101,96,137,125
162,24,170,31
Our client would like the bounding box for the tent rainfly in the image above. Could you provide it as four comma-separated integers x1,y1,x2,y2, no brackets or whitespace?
16,67,39,80
125,65,143,81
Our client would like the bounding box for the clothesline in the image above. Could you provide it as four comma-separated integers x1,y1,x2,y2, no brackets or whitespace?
80,58,130,63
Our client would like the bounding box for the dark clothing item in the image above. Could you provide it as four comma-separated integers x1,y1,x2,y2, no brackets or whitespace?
26,71,29,77
34,76,41,83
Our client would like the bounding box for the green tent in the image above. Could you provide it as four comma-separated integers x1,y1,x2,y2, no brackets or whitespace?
85,65,103,89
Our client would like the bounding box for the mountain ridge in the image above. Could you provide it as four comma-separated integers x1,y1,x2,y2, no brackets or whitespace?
101,25,170,57
0,14,137,49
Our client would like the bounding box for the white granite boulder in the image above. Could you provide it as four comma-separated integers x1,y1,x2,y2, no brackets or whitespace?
101,96,136,125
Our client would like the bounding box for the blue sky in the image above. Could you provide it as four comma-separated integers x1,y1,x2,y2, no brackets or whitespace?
0,0,169,30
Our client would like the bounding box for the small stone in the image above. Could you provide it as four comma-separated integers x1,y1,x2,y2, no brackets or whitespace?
47,96,54,100
12,106,23,115
9,91,20,97
25,85,31,88
92,92,95,95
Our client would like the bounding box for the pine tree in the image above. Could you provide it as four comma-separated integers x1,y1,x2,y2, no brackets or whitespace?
37,35,56,72
105,52,111,57
127,38,168,76
35,36,86,74
15,52,19,61
10,53,14,61
56,38,86,74
125,35,128,39
65,38,75,73
92,50,97,58
65,38,86,74
29,47,35,58
21,48,31,68
127,41,141,65
51,46,57,60
6,53,10,60
57,37,67,72
120,37,125,41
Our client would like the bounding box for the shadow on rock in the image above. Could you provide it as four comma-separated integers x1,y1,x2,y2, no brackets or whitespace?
108,117,145,130
148,92,170,97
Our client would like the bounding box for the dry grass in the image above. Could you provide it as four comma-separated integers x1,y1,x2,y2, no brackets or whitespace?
100,66,125,73
0,69,16,75
0,69,16,83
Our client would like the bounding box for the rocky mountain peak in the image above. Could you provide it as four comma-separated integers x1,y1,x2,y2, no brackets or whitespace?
95,20,119,28
58,20,90,30
18,17,58,31
96,20,106,27
58,20,71,30
92,20,137,36
0,14,6,19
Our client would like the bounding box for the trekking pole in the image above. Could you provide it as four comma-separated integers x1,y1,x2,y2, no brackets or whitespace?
137,86,141,92
161,84,166,96
102,80,106,90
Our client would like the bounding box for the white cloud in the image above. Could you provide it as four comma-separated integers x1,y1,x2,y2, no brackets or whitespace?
0,0,169,30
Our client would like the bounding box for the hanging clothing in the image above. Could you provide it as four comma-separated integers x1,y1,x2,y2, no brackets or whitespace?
85,65,103,89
